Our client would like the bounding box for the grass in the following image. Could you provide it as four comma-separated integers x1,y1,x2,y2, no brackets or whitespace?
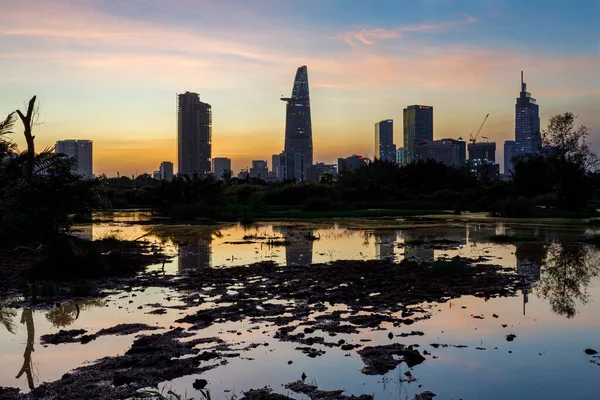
585,219,600,226
487,234,540,243
94,229,126,241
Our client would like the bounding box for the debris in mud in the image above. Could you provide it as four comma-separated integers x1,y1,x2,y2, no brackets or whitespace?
40,329,87,345
193,379,208,390
413,391,436,400
284,380,374,400
584,348,598,355
147,308,167,315
430,343,467,349
40,323,160,345
241,387,290,400
26,328,225,400
397,331,425,337
358,344,425,375
295,346,326,357
0,387,24,400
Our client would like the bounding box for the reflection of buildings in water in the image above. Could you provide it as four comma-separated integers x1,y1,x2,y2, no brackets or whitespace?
374,231,397,261
178,241,211,270
402,232,434,262
515,243,544,315
515,243,543,283
272,226,314,266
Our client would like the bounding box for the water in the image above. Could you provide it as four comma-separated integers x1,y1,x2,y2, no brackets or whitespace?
1,212,599,399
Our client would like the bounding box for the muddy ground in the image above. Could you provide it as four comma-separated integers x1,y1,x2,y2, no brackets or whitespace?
0,247,530,399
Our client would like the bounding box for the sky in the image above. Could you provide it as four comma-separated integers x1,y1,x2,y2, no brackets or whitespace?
1,0,599,176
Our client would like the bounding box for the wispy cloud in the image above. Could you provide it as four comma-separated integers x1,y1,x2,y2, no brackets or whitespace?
341,15,478,47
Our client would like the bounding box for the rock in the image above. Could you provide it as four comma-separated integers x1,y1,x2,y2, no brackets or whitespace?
193,379,208,390
287,360,293,365
492,314,499,318
388,332,394,339
304,327,315,334
506,334,517,342
585,348,598,355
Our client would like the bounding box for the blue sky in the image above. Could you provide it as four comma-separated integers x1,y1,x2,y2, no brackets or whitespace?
0,0,598,175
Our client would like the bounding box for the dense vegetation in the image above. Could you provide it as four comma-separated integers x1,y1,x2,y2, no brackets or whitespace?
0,97,104,244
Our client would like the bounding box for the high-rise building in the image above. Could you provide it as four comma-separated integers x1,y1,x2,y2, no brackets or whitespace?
504,140,516,175
375,120,395,162
414,138,466,167
271,154,280,178
249,160,268,179
159,161,173,181
467,142,499,180
281,66,313,178
212,157,231,180
403,105,433,164
55,139,93,179
177,92,212,176
468,142,496,163
515,71,541,156
278,152,303,181
396,147,405,166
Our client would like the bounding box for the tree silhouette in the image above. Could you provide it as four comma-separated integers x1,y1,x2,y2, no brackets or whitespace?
15,308,35,390
535,242,600,318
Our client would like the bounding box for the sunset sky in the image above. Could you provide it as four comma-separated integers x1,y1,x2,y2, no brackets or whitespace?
1,0,598,176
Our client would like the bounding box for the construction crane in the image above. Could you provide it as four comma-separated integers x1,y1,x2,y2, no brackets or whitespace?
469,113,489,145
481,136,491,143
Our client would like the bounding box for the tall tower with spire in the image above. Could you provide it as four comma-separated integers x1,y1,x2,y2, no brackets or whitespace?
281,66,313,178
514,71,541,156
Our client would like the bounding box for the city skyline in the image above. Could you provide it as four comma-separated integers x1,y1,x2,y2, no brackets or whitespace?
1,0,598,176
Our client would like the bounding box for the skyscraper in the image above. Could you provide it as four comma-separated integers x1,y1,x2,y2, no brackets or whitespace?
177,91,212,176
212,157,231,180
281,66,312,177
159,161,173,181
504,140,516,175
278,152,303,181
55,139,93,179
375,120,395,162
515,71,541,156
403,105,433,163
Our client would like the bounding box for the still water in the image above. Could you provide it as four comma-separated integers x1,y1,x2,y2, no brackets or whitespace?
1,212,598,399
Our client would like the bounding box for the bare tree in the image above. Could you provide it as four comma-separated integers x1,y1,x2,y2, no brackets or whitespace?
16,96,37,180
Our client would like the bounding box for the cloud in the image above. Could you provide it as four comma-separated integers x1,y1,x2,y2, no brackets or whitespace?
341,15,478,46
